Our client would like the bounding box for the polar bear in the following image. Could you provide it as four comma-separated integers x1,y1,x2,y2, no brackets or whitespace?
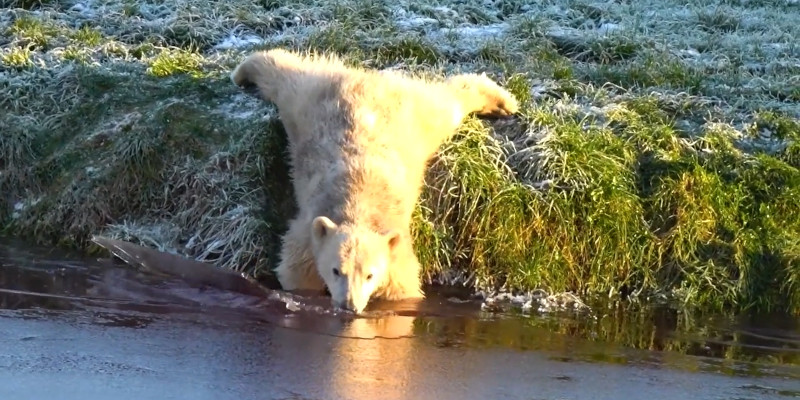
231,48,518,314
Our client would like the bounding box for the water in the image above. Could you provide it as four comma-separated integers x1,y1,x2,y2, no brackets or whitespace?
0,238,798,400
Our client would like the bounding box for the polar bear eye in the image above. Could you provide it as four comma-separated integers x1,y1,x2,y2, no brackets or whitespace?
366,274,373,281
333,268,340,277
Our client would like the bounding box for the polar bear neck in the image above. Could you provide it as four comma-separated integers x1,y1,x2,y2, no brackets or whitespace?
305,173,408,235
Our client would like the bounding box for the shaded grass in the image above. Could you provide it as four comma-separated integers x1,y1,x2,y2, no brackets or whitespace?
2,63,275,275
696,8,741,33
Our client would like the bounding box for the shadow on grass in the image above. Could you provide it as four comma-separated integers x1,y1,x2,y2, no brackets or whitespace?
0,60,296,283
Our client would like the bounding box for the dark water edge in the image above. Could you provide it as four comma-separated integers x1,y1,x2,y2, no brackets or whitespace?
1,236,799,400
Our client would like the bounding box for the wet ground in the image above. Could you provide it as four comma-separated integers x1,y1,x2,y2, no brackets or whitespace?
1,238,798,400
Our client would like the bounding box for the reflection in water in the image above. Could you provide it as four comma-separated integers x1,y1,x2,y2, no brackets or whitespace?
0,237,798,385
328,316,418,399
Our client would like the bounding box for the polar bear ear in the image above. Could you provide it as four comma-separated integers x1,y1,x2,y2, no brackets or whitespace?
385,230,401,250
312,216,338,241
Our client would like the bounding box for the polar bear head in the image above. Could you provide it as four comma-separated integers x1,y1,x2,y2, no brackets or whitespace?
310,216,401,314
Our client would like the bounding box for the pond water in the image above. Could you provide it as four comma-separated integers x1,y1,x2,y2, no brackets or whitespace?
0,238,798,400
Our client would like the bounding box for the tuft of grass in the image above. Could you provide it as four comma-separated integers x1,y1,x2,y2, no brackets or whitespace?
550,34,642,65
750,110,800,141
119,0,140,17
331,0,391,30
69,26,104,46
476,40,512,68
417,111,653,296
415,118,517,285
62,45,89,64
302,26,441,68
783,142,800,169
586,51,706,93
503,73,533,108
696,8,741,33
303,24,364,62
1,47,33,68
373,37,441,66
146,48,206,78
6,15,61,49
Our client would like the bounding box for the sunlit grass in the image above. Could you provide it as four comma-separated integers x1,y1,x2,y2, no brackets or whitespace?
146,48,206,77
1,46,33,68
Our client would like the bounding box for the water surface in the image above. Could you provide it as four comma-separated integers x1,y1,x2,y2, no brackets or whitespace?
1,238,798,400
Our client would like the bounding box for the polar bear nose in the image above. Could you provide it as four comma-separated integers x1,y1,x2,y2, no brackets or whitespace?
337,299,366,314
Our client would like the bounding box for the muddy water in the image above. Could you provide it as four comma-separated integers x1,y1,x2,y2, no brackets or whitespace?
1,239,798,400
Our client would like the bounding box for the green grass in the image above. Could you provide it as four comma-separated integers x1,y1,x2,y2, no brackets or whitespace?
69,26,104,46
1,0,799,315
1,46,33,68
6,15,61,49
147,48,207,77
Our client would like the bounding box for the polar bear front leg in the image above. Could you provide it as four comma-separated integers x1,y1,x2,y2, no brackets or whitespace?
275,218,326,292
379,271,426,301
445,73,520,119
376,242,426,301
230,49,309,112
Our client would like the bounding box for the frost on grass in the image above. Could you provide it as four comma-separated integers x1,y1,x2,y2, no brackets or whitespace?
1,0,799,314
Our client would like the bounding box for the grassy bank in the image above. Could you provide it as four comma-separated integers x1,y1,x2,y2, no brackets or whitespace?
1,0,799,314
